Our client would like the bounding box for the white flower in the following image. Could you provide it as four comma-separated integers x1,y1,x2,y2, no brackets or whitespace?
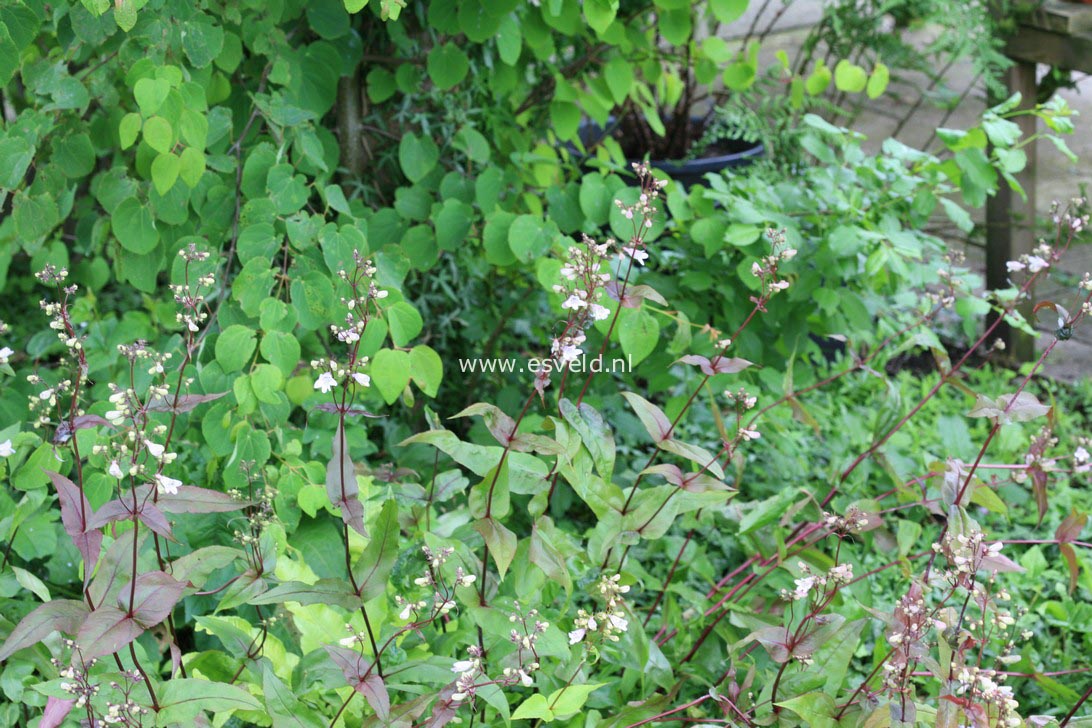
1074,446,1090,464
39,389,54,400
739,428,761,441
559,344,581,365
519,670,533,687
791,576,815,601
399,602,413,620
568,628,586,645
108,460,123,479
0,439,13,457
562,294,587,310
622,246,648,265
1006,260,1026,273
351,372,370,387
314,371,337,393
0,346,12,364
145,441,165,459
751,262,763,278
608,614,628,632
588,303,610,321
452,659,476,674
1027,255,1048,273
155,473,182,495
339,635,359,647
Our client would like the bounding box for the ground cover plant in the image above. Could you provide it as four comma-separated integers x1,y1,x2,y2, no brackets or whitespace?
2,1,1092,727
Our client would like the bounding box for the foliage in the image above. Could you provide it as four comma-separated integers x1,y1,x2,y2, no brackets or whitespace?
1,1,1092,728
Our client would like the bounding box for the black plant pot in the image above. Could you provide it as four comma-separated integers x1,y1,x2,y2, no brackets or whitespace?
576,117,764,188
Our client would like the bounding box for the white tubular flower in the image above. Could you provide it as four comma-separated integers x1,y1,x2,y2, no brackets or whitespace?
561,294,587,310
739,428,761,441
588,303,610,321
0,346,12,364
351,372,370,387
622,246,648,265
145,441,165,459
314,371,337,393
108,461,123,479
568,628,586,645
1026,255,1048,273
1006,260,1026,273
155,474,182,495
0,439,13,457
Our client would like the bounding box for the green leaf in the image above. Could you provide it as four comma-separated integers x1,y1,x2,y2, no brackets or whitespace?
603,56,633,104
344,0,369,12
548,684,605,717
386,301,423,347
151,152,181,195
112,197,159,254
805,62,831,96
474,517,517,579
512,694,553,722
216,325,257,373
399,133,439,183
263,669,326,728
497,14,522,65
156,679,262,725
866,61,889,99
710,0,748,23
178,147,206,187
370,348,411,404
549,100,580,141
133,77,170,117
776,692,836,728
618,307,659,366
0,136,33,189
355,499,400,600
427,43,470,90
119,112,142,150
260,331,301,378
722,61,756,91
584,0,618,34
508,214,556,263
833,60,867,93
181,16,224,68
142,115,173,154
409,345,443,397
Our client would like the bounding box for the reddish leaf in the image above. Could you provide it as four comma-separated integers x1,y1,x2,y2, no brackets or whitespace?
324,644,390,720
642,463,728,493
747,625,792,663
606,280,667,308
41,697,75,728
1060,543,1080,594
0,599,89,660
421,684,460,728
117,571,187,628
158,486,244,514
89,529,143,607
88,497,174,540
1057,510,1087,543
146,391,228,413
452,403,518,448
621,392,673,443
45,471,102,572
76,606,143,659
326,423,366,536
677,354,753,376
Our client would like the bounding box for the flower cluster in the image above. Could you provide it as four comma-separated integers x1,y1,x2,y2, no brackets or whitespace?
170,244,215,333
615,162,668,267
451,645,486,703
953,666,1023,728
395,545,475,621
568,575,631,645
554,235,613,323
501,603,548,688
780,561,854,602
822,506,873,538
312,357,370,394
749,228,797,297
